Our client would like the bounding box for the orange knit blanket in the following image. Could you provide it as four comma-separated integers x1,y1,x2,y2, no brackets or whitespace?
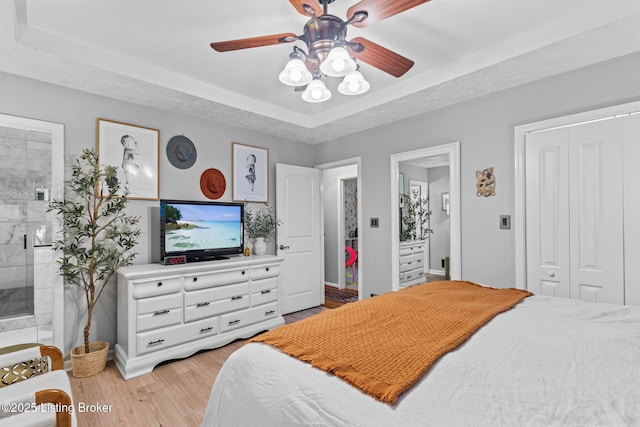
250,281,532,405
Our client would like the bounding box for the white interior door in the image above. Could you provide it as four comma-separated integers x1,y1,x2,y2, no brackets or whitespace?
623,113,640,306
525,118,624,304
525,128,571,298
276,163,323,314
568,118,624,304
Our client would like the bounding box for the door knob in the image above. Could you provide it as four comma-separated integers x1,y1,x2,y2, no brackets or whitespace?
547,271,555,277
279,245,290,250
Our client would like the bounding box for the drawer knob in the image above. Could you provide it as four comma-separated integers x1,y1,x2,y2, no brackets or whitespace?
200,327,214,334
157,282,163,287
193,277,198,282
266,267,269,272
261,289,271,294
265,310,275,316
196,302,210,307
228,319,240,326
231,295,243,301
148,339,164,347
153,310,170,316
241,270,246,275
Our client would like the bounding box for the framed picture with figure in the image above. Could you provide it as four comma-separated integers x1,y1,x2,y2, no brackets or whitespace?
232,142,268,203
96,118,159,200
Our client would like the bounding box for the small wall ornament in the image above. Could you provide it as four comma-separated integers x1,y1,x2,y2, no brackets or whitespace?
476,167,496,197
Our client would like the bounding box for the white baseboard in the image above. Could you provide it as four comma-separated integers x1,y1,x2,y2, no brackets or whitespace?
429,269,446,276
325,282,342,289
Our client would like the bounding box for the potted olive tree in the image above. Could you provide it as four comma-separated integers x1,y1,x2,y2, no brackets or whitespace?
48,148,140,377
244,204,281,256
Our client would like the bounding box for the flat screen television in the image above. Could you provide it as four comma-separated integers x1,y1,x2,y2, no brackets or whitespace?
160,199,244,263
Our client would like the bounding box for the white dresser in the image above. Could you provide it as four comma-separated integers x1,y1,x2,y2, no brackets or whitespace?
399,240,426,287
115,255,284,380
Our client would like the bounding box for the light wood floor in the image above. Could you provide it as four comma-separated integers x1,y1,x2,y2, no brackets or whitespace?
69,306,325,427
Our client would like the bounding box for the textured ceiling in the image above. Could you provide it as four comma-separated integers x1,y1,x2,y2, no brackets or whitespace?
1,0,640,144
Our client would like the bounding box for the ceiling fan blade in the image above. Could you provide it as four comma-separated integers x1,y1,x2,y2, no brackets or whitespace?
210,33,298,52
347,37,414,77
289,0,323,17
347,0,431,28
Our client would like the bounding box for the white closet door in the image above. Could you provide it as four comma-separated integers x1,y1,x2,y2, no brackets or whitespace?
623,114,640,306
525,128,571,298
568,118,624,304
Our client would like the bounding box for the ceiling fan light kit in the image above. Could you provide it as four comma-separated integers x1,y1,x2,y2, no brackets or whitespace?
279,57,313,86
301,79,333,103
210,0,428,103
338,70,370,95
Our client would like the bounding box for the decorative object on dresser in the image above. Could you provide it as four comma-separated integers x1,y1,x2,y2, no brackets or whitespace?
244,204,282,256
115,256,284,380
232,142,269,202
47,148,141,377
96,118,160,200
399,240,426,287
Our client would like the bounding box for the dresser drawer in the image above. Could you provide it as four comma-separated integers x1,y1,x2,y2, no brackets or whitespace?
251,277,278,293
137,307,183,333
251,288,278,306
211,294,250,316
137,293,182,316
184,283,249,306
249,265,280,280
220,302,278,332
399,246,413,256
182,317,218,342
401,269,424,284
136,325,185,355
132,276,182,299
183,269,249,291
400,258,424,273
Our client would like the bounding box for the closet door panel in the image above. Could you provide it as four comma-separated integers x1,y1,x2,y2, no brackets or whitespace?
525,128,570,298
568,118,624,304
623,114,640,306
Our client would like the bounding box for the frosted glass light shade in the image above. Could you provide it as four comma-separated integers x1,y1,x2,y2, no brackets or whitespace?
319,46,356,77
338,71,370,95
301,79,332,103
279,58,313,86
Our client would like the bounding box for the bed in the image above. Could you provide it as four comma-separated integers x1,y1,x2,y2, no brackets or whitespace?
202,281,640,426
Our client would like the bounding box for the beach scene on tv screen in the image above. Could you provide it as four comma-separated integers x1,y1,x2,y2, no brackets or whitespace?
164,203,242,252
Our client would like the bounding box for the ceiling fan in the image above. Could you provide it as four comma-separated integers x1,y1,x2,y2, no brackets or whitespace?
210,0,430,102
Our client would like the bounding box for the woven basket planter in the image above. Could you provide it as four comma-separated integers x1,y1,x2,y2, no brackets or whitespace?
70,340,109,377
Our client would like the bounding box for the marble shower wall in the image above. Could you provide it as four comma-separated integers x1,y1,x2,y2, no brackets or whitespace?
0,125,51,297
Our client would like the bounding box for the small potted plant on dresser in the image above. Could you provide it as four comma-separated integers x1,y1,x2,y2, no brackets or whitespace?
48,148,140,377
244,204,281,256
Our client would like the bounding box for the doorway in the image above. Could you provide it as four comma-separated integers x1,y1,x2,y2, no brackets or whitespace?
0,113,64,349
317,157,362,303
390,143,461,291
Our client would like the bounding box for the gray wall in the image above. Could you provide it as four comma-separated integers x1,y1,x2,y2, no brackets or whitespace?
0,72,315,355
314,52,640,298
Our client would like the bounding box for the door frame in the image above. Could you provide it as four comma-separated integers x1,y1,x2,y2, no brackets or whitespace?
0,113,64,350
390,142,461,291
316,157,363,299
514,100,640,291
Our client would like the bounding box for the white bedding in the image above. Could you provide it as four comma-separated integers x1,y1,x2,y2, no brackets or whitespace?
202,295,640,427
